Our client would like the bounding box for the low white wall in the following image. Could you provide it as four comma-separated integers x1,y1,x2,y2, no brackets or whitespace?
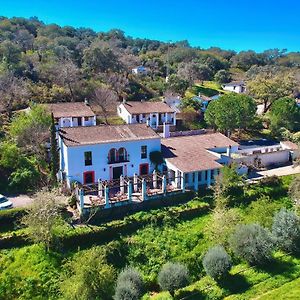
234,150,290,167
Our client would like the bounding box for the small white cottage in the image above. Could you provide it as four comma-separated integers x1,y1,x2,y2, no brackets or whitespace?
117,101,177,130
222,81,246,94
46,102,97,128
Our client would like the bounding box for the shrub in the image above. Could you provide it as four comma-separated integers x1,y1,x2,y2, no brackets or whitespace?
272,208,300,253
114,267,143,300
158,262,189,296
202,245,232,280
229,224,274,265
61,247,116,300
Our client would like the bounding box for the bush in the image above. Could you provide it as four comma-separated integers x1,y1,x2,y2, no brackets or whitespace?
272,208,300,253
61,247,116,300
114,267,143,300
229,224,274,265
202,245,232,280
158,262,189,296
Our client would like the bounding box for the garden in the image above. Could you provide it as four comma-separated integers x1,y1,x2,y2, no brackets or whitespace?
0,172,300,300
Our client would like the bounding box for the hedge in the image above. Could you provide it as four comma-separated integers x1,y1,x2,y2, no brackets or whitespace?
0,200,210,250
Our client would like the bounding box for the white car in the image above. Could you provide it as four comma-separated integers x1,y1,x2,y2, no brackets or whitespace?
0,194,13,210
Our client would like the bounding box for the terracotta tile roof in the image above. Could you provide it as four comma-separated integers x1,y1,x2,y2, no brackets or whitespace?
281,141,299,150
61,124,160,146
162,133,238,173
121,101,175,114
45,102,96,118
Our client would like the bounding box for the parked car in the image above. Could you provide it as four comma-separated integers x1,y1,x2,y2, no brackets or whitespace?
0,194,13,210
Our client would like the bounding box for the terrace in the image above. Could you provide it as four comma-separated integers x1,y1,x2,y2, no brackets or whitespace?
74,171,185,213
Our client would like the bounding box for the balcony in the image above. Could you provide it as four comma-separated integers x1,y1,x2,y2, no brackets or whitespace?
107,154,130,164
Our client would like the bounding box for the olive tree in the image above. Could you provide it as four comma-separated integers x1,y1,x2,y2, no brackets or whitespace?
202,245,232,280
158,262,189,296
229,224,274,265
114,267,143,300
272,208,300,253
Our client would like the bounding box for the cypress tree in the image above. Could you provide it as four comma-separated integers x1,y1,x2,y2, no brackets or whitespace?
50,113,59,183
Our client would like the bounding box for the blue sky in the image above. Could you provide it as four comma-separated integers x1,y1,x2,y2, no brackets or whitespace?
1,0,300,52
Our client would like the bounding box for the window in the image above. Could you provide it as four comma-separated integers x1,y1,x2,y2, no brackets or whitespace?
205,170,208,181
118,148,128,162
108,148,117,163
84,151,92,166
84,117,89,121
141,145,147,159
198,172,202,182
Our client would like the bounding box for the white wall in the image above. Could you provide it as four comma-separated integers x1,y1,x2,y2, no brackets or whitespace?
223,85,245,93
234,150,290,167
58,116,96,128
61,138,161,186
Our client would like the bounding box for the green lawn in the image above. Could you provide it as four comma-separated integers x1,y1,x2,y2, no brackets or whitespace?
185,81,228,98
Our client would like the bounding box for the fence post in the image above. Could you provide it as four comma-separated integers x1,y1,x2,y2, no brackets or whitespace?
142,178,147,201
120,175,125,194
98,179,103,197
153,170,157,189
104,185,110,209
162,175,167,195
127,180,132,202
79,188,84,212
133,173,138,192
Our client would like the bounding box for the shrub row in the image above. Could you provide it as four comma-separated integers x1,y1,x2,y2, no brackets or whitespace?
0,199,210,250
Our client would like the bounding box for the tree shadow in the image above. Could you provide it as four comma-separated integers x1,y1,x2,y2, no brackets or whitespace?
218,273,251,294
254,257,295,278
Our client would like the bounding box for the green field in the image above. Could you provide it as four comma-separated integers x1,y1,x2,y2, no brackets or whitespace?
0,176,299,299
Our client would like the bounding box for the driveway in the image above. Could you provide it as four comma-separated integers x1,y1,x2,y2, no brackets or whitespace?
6,194,34,208
248,164,300,181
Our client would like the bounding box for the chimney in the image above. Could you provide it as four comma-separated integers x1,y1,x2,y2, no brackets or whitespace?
122,98,126,104
226,145,232,158
84,98,89,106
163,122,170,138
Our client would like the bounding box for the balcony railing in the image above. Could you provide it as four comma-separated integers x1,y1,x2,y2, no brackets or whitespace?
107,154,130,164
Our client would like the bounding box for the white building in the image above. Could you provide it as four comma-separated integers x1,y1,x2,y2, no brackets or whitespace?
46,102,97,128
192,94,220,112
117,101,177,130
161,132,239,190
164,94,182,113
222,81,246,94
59,124,161,187
132,66,148,75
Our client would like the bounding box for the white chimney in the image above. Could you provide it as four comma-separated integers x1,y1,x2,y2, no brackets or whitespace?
84,98,89,106
163,122,170,138
226,145,232,158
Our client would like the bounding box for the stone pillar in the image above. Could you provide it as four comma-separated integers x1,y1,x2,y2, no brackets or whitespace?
181,173,185,193
104,185,110,209
82,116,85,126
133,173,138,192
120,175,124,194
153,170,157,189
194,171,199,191
156,113,159,128
127,180,132,202
207,169,212,187
70,117,74,127
162,175,167,195
79,189,84,211
142,178,147,201
165,112,168,123
173,112,177,125
98,179,103,197
93,116,97,126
